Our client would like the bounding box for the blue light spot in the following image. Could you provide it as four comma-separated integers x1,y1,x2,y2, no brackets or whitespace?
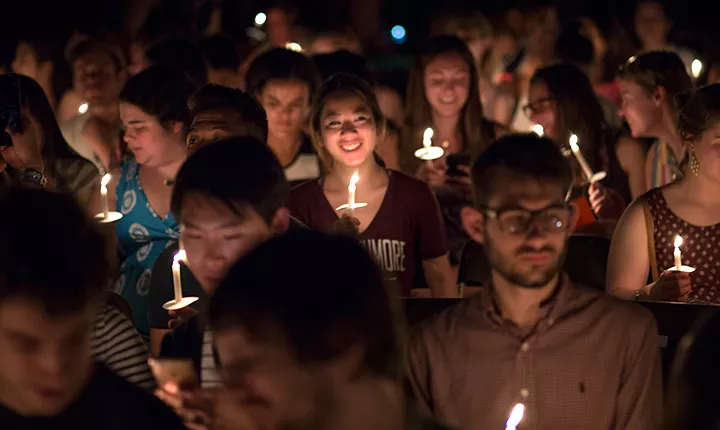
391,25,406,42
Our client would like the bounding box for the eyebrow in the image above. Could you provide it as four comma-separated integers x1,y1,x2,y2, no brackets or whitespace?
324,107,370,118
126,120,146,125
267,95,306,103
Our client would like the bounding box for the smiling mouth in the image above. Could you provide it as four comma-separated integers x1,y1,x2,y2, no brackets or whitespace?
439,96,457,104
340,140,362,152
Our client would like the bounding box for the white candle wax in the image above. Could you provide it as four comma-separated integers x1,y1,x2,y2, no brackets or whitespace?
674,236,683,270
568,134,594,181
348,172,359,216
100,173,111,219
172,250,186,302
505,403,525,430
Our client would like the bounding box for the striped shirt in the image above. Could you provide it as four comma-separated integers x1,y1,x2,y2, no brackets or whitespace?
92,305,155,390
200,330,222,389
648,140,684,190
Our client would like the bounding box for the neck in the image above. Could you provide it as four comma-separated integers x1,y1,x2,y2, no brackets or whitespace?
642,41,668,52
490,271,560,328
267,132,302,164
656,111,684,159
682,174,720,205
88,102,120,123
430,113,461,150
330,377,405,430
147,158,185,183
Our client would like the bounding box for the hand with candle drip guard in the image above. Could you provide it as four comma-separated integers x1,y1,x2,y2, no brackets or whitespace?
646,270,692,301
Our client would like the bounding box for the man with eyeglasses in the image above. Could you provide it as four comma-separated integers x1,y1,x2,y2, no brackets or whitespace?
406,134,662,430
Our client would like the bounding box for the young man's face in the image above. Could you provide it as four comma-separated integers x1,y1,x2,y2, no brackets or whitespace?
0,297,96,416
73,50,125,106
180,194,280,294
213,327,337,430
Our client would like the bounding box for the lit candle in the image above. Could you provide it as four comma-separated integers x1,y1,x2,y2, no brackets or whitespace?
285,42,303,52
172,250,186,302
414,127,444,161
568,134,594,181
531,124,544,137
100,173,111,219
692,59,703,79
505,403,525,430
348,172,359,216
423,127,433,149
674,235,683,270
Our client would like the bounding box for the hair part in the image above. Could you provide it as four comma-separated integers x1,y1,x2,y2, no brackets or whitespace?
471,133,573,206
171,137,289,223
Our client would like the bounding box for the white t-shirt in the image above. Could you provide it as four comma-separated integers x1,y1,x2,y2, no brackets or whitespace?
60,113,104,172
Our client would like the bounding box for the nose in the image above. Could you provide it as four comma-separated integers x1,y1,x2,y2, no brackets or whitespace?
37,351,67,386
340,120,358,134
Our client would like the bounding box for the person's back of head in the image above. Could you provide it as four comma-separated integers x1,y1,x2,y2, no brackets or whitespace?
120,64,199,126
146,38,208,86
617,51,693,112
188,84,268,142
208,229,401,380
471,133,573,207
171,137,289,224
244,47,320,99
556,24,595,69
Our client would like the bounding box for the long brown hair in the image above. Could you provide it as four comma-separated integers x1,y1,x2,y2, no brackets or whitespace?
400,35,494,173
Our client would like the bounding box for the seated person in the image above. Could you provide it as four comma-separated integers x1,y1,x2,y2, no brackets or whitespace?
148,84,269,355
407,134,662,429
155,139,291,426
208,230,452,430
0,188,183,429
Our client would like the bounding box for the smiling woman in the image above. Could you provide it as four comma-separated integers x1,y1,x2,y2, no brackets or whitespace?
287,73,457,298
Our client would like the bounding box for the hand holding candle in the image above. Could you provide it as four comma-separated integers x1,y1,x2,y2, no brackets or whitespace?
666,234,695,273
93,173,123,223
568,133,606,183
163,250,200,311
505,403,525,430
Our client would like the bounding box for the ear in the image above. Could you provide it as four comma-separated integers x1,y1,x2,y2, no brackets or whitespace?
271,207,291,234
567,202,580,235
652,86,667,108
460,206,485,245
171,121,184,135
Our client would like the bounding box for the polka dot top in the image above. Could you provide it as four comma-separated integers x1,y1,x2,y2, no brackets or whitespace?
647,188,720,304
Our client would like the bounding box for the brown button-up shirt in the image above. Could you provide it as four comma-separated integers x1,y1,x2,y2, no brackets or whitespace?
406,275,662,430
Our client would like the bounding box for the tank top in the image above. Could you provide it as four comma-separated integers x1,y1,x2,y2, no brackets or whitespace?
646,188,720,304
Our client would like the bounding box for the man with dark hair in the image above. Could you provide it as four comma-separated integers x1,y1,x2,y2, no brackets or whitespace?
199,35,242,89
0,188,183,428
152,139,292,428
208,230,451,430
186,83,268,155
60,37,127,173
407,134,662,429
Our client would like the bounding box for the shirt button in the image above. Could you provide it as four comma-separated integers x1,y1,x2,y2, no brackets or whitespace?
520,388,529,398
520,342,529,352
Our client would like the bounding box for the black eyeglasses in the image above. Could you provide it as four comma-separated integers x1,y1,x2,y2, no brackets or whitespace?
482,205,574,235
522,98,555,119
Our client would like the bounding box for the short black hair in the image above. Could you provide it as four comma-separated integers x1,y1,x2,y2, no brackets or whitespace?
146,38,209,86
312,50,376,86
199,35,240,71
171,137,289,223
245,48,320,99
120,65,198,126
471,134,573,206
188,84,268,141
208,230,401,380
556,24,594,67
0,188,110,316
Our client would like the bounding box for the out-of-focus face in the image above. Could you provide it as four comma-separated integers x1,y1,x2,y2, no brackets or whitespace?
462,175,576,288
72,50,124,105
257,79,309,141
525,8,559,61
618,79,662,138
0,297,95,417
266,8,293,47
12,42,42,81
309,36,362,56
692,120,720,185
635,2,669,48
180,195,273,294
527,81,557,139
186,109,264,156
423,53,471,118
128,42,147,76
319,94,379,168
120,102,186,167
214,327,336,430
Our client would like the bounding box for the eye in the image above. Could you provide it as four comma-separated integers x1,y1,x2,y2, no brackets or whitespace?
430,79,445,86
325,120,341,128
223,234,243,241
187,136,198,146
354,116,369,123
184,233,202,241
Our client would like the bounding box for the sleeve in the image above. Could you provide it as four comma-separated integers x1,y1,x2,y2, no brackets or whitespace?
414,183,449,260
615,308,663,430
92,306,155,390
148,248,174,329
405,328,434,413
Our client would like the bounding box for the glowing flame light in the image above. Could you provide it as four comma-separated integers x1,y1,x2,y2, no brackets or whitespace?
675,235,683,248
254,12,267,26
692,59,703,78
173,250,187,264
285,42,303,52
568,134,579,151
505,403,525,430
78,103,88,114
531,124,544,137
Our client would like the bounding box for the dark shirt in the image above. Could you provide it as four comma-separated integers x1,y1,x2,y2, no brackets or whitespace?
288,171,448,296
0,364,185,430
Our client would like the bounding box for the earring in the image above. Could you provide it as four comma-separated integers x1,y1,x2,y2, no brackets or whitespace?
690,145,700,176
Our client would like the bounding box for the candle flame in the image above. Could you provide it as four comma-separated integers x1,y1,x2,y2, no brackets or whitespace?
674,235,683,248
568,133,579,151
506,403,525,429
531,124,544,137
78,102,88,114
423,127,433,141
349,172,360,189
173,250,187,264
101,173,112,188
692,59,703,78
285,42,303,52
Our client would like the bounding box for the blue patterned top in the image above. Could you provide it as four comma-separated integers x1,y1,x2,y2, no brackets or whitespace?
113,158,179,339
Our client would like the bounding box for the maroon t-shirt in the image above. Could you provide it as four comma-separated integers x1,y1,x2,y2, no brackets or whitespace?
287,170,448,296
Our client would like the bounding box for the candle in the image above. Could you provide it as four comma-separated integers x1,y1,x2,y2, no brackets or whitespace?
692,59,703,79
348,172,359,216
172,250,186,302
531,124,544,137
505,403,525,430
568,134,594,181
100,173,111,219
423,127,433,148
674,235,683,270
